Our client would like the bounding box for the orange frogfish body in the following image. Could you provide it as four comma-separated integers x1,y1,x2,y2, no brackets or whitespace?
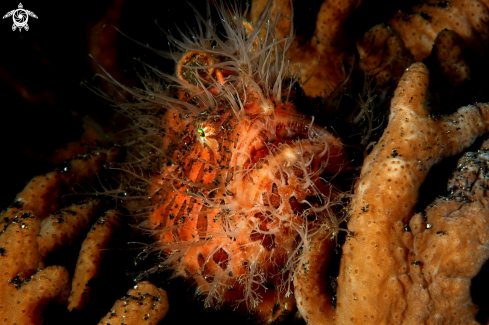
118,2,349,322
147,99,346,320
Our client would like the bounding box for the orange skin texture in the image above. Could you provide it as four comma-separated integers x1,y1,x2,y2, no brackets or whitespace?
294,62,489,324
148,99,347,320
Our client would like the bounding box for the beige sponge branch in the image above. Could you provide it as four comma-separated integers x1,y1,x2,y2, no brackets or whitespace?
295,62,489,324
97,281,169,325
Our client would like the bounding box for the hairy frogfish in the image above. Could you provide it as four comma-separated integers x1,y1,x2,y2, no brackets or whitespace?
108,1,348,322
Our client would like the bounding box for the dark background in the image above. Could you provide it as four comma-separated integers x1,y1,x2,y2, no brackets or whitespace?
0,0,210,208
1,0,489,324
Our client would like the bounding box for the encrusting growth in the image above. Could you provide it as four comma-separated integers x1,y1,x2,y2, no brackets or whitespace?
0,212,71,325
294,62,489,324
97,281,169,325
387,0,489,62
250,0,362,97
68,209,124,311
0,148,171,325
357,0,489,92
